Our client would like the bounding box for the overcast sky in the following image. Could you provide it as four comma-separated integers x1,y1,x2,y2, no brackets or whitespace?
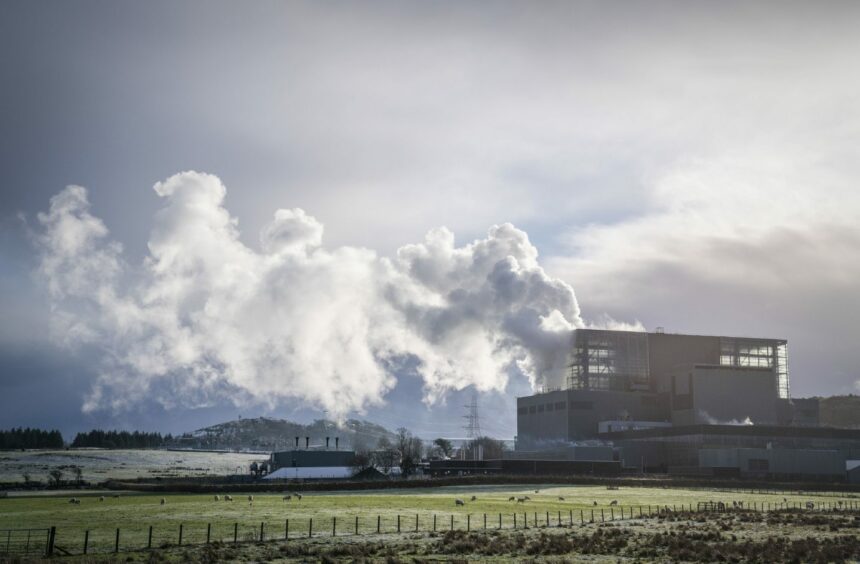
2,1,860,440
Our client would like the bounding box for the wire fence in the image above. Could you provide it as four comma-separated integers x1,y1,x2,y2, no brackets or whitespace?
21,498,860,556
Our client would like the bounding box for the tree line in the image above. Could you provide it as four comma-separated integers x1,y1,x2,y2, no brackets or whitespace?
0,427,64,449
71,429,173,449
352,429,507,477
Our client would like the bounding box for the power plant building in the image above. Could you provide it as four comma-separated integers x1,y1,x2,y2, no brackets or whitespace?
516,328,859,482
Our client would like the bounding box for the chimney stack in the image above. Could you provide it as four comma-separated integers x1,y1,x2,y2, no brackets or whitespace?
305,437,309,449
335,437,339,450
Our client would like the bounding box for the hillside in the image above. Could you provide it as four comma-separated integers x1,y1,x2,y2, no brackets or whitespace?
818,395,860,429
171,417,396,451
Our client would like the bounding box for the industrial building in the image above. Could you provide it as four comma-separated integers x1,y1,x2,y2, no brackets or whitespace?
516,328,860,482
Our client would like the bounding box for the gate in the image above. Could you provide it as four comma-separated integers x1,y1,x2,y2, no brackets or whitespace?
0,527,54,556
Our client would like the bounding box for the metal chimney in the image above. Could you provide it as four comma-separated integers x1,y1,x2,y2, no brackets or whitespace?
305,437,310,449
326,437,330,450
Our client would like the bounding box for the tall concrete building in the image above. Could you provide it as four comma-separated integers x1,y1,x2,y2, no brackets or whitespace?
517,329,791,446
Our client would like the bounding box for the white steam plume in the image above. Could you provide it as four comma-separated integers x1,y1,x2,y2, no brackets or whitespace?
35,172,584,417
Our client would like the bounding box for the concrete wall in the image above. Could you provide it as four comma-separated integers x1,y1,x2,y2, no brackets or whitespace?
516,389,670,445
672,365,777,426
699,447,845,477
647,333,721,393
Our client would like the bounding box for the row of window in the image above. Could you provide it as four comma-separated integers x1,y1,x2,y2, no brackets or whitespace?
517,400,597,415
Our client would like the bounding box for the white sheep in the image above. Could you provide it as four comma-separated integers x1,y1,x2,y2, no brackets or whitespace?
455,498,465,506
214,495,220,501
508,496,516,501
470,495,477,501
99,496,105,502
609,500,618,506
225,495,233,501
283,495,292,501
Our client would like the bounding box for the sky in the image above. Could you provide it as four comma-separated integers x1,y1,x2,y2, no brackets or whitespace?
2,1,860,441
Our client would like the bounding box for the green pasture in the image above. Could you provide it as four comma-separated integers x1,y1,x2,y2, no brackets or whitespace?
0,485,854,554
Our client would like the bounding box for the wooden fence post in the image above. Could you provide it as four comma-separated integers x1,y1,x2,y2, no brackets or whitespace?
332,517,336,537
377,515,381,534
178,524,183,546
356,516,359,535
206,523,211,544
84,529,90,554
234,523,238,543
309,518,313,538
450,514,454,530
47,527,55,557
260,522,265,542
397,515,400,533
286,519,289,540
415,514,419,532
114,528,120,553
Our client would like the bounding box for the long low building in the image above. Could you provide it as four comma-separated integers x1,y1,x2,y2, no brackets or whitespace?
600,424,860,481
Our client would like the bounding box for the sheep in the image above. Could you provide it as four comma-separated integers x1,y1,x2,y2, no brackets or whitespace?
68,498,77,504
283,495,292,501
112,494,120,498
609,500,618,506
225,495,233,501
516,497,526,503
455,498,465,506
508,496,516,502
524,496,531,501
293,492,303,500
534,490,540,494
160,498,166,505
593,501,597,506
558,496,565,501
806,501,814,510
99,496,105,502
470,495,477,501
248,495,254,502
214,495,220,501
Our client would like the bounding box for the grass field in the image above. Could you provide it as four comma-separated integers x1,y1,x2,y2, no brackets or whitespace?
1,484,857,555
0,449,261,484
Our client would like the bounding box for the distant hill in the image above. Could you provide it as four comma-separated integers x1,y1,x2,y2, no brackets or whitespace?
171,417,396,452
818,395,860,429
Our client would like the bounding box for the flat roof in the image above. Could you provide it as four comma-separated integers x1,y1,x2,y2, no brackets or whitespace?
599,424,860,441
574,327,786,343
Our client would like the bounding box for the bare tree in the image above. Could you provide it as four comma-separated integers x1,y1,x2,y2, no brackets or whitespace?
373,437,397,474
72,465,83,485
48,469,63,488
21,472,31,485
396,427,423,478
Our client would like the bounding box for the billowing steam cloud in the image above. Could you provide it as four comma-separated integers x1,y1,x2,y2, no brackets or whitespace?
35,172,585,418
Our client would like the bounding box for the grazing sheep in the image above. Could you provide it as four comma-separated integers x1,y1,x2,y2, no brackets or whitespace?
534,490,539,494
516,497,526,503
609,500,618,506
293,493,303,500
524,496,531,501
508,496,516,502
68,498,77,504
160,498,166,505
99,496,105,502
283,495,292,501
248,495,254,502
593,501,597,506
455,498,465,506
225,495,233,501
470,495,477,501
214,495,220,501
558,496,565,501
